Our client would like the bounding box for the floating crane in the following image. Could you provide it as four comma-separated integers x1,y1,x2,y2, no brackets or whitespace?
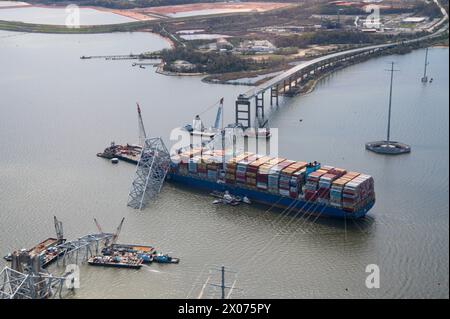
93,217,124,247
111,217,125,246
137,102,147,146
93,218,104,234
54,216,64,243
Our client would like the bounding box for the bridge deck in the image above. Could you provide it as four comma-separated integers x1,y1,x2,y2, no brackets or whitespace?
240,18,448,100
240,42,395,100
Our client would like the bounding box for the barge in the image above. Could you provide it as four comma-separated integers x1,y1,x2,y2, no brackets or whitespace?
102,243,157,264
97,142,141,164
3,237,66,268
87,255,143,269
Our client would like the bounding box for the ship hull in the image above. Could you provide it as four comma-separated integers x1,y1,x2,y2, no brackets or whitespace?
167,173,374,219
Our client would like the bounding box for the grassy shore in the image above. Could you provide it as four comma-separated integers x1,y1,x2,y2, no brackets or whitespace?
0,19,155,34
0,9,267,34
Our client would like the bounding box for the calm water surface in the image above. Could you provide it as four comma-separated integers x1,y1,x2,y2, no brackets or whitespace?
0,6,135,25
0,29,448,298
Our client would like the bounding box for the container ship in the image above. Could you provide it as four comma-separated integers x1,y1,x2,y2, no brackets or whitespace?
97,102,375,219
168,148,375,219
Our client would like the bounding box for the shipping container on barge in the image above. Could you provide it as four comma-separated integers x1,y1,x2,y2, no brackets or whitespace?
102,243,157,264
168,149,375,219
87,255,143,269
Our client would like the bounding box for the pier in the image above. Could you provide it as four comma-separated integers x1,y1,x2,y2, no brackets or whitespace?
81,53,162,61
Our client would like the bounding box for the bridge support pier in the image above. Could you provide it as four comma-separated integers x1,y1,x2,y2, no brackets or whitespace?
235,98,251,128
270,85,279,107
255,91,265,120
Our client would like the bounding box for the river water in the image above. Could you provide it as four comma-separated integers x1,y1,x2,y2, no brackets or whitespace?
0,28,448,298
0,5,135,25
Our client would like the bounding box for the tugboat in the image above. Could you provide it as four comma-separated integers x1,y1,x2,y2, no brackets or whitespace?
152,253,180,264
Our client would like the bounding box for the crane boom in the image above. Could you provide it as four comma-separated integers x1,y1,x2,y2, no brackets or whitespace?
137,103,147,146
54,216,64,243
214,98,224,130
111,217,125,245
93,218,103,234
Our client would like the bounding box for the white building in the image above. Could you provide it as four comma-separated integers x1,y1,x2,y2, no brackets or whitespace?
239,40,276,53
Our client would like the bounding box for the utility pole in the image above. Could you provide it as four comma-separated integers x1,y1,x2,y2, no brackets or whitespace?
386,62,394,143
386,62,399,144
365,61,410,155
421,47,429,83
221,266,225,299
199,265,240,299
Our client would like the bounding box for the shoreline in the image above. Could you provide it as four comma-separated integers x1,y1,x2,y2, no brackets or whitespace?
155,63,204,77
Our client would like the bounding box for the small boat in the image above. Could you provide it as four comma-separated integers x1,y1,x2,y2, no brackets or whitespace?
211,190,242,206
152,254,179,264
88,255,143,269
111,158,119,164
212,198,240,206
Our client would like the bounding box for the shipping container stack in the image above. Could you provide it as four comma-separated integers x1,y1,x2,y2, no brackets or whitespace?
279,161,307,198
188,155,201,174
172,148,375,213
303,168,330,202
224,152,252,185
203,150,225,181
235,154,259,186
342,174,375,212
256,158,286,191
317,168,347,205
196,154,208,179
329,172,360,209
246,156,272,189
290,168,307,199
173,147,203,175
268,160,295,194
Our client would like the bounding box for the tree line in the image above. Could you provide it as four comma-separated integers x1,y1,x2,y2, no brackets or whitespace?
161,47,253,73
273,30,427,48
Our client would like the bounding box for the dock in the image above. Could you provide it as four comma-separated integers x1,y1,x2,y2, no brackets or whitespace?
80,53,162,61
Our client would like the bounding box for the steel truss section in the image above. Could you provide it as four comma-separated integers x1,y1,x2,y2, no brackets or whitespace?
127,137,171,210
55,233,113,266
0,267,66,299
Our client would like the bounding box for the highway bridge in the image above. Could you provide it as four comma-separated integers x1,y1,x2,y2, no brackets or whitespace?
235,10,449,129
